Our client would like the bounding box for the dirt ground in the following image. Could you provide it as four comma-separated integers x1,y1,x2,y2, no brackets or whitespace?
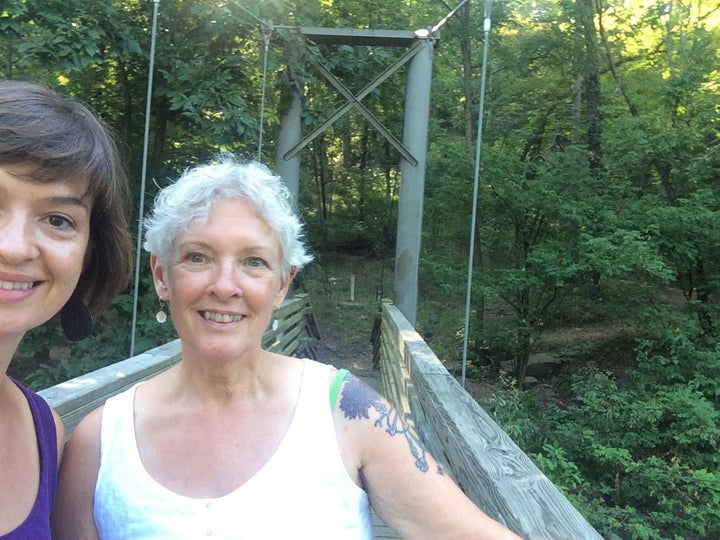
310,306,383,392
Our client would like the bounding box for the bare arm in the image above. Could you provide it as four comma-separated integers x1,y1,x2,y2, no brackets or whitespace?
334,373,522,540
51,406,103,540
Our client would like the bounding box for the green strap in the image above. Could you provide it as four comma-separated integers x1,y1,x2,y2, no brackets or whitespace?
329,368,350,410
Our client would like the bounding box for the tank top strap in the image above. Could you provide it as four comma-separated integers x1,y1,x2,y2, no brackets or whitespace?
11,379,58,502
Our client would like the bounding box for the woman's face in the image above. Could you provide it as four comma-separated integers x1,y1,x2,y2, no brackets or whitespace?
151,197,292,361
0,166,91,341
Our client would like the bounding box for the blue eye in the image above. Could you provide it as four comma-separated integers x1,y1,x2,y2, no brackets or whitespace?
187,253,206,263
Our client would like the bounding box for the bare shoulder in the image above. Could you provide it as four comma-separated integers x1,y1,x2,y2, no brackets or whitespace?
69,405,104,445
60,404,104,479
58,404,104,492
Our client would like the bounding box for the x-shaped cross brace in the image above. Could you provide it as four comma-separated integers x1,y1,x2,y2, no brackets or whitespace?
283,39,426,167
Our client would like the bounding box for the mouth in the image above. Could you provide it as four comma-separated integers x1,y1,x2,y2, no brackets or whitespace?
0,280,36,291
200,311,245,323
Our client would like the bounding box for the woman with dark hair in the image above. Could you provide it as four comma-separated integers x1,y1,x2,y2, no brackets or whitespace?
0,79,133,538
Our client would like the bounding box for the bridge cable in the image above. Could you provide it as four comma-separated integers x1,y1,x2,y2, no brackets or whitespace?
129,0,160,357
257,20,272,161
461,0,493,388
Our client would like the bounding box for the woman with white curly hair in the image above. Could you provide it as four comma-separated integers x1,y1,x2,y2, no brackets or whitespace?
54,155,520,540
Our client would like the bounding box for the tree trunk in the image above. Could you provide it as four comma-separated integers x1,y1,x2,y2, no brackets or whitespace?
460,2,475,155
514,288,532,388
579,0,603,171
149,93,169,181
117,58,134,143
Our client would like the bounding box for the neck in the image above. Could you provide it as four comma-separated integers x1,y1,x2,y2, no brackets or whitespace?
172,349,277,404
0,334,24,380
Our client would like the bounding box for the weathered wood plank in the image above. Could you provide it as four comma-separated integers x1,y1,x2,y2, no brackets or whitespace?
38,339,182,437
379,302,603,540
265,321,304,354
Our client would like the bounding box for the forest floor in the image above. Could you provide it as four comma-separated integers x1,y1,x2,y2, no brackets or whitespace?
310,301,383,392
306,297,504,403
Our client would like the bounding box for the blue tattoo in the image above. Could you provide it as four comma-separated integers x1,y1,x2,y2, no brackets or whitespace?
339,374,430,473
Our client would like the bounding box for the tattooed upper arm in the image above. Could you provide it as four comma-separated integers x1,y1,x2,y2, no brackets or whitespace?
337,373,442,475
334,373,521,540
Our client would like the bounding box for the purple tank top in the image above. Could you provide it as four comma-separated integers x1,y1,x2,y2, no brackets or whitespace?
0,380,58,540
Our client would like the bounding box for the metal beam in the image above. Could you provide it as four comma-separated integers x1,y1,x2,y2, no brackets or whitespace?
277,27,437,327
284,39,425,161
305,58,417,166
299,27,417,47
394,39,434,326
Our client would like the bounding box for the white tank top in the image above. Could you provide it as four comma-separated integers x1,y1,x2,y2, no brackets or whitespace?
94,359,373,539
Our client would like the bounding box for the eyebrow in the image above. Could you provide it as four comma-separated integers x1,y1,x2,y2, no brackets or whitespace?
47,196,90,210
0,184,90,210
179,240,273,252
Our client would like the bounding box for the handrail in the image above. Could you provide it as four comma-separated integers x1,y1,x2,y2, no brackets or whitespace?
39,294,320,439
377,301,603,540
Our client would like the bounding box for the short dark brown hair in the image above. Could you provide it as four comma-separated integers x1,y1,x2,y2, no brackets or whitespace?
0,79,133,317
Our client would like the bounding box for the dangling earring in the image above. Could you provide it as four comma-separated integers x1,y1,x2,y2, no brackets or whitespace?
271,308,279,331
61,291,93,341
155,300,168,324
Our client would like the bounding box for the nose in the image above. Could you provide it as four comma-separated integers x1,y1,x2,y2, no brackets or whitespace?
0,212,39,265
209,259,244,299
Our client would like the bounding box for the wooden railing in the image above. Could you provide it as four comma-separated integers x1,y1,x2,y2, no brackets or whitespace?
39,293,320,439
377,301,603,540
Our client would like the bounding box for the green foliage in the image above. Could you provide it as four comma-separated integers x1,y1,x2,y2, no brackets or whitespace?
635,324,720,406
477,371,542,445
532,442,585,493
479,356,720,539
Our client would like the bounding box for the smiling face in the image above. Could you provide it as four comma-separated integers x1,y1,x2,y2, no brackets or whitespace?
151,198,293,363
0,166,91,342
